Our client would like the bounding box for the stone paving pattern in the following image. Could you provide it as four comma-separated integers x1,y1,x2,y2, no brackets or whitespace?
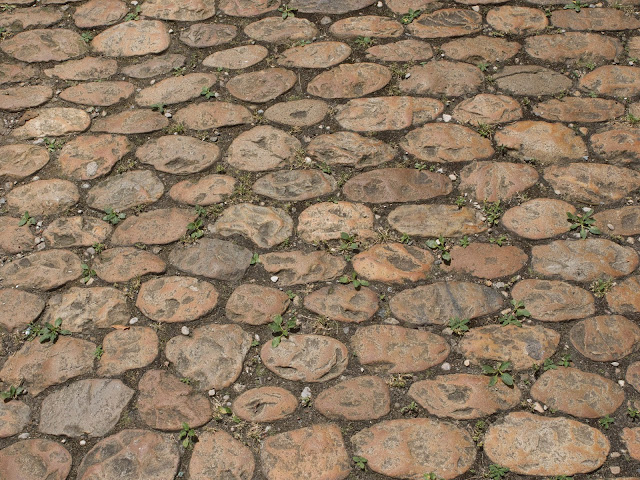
2,0,640,479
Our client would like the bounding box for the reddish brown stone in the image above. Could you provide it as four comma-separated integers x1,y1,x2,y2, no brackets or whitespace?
261,424,350,480
86,170,164,212
136,73,217,106
261,334,348,382
0,216,34,254
227,68,295,103
335,96,443,131
244,17,318,43
580,66,640,97
315,376,390,420
225,284,290,325
44,57,118,80
390,281,503,325
137,370,211,430
352,419,476,479
43,216,111,248
169,238,251,282
38,379,134,437
495,121,587,164
353,243,433,283
484,412,609,476
511,279,595,322
452,94,522,126
290,0,375,12
165,324,252,390
389,204,487,237
179,23,237,48
0,289,44,333
460,161,538,202
260,251,345,285
401,61,483,97
58,134,130,180
190,431,255,480
94,247,166,283
0,400,30,438
608,275,640,315
495,65,572,96
111,208,196,246
122,53,186,78
385,0,438,13
351,325,449,373
203,45,267,69
0,63,38,85
136,276,218,323
0,439,71,480
442,36,520,63
330,16,403,38
12,108,91,139
0,144,48,179
1,29,86,62
409,374,521,419
591,127,640,163
307,131,395,168
525,32,623,63
169,175,236,205
442,243,527,279
487,6,548,33
408,8,482,38
545,163,640,204
91,20,170,57
7,179,79,216
219,0,279,16
264,99,328,127
460,324,560,370
0,336,95,395
60,81,134,107
91,110,168,134
0,6,61,28
627,361,640,393
173,102,251,130
502,198,575,240
344,168,452,203
401,123,493,163
532,367,624,418
308,63,391,99
532,239,639,282
42,286,128,332
366,39,433,62
622,428,640,461
73,0,127,28
570,315,640,361
252,170,336,201
212,203,293,248
97,327,159,377
533,98,624,123
297,202,375,243
0,249,82,291
233,387,297,422
77,430,179,480
141,0,216,21
304,284,378,323
136,135,220,174
0,85,52,112
595,206,640,236
278,41,351,69
552,8,640,30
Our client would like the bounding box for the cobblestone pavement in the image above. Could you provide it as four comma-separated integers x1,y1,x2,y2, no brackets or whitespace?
2,0,640,479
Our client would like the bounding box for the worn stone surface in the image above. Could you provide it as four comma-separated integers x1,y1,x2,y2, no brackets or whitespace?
261,424,350,480
484,412,609,475
0,250,82,291
190,431,255,480
315,376,390,420
170,174,236,205
401,123,493,163
253,170,336,201
12,107,91,138
141,0,216,21
366,39,433,62
169,238,252,282
39,379,134,437
58,134,130,180
511,279,595,322
297,201,374,243
533,98,624,123
204,45,267,69
87,170,164,212
502,198,576,239
226,125,301,171
278,41,351,68
525,32,623,63
94,247,166,283
400,61,483,97
336,96,443,131
351,418,476,479
7,179,79,216
459,161,538,201
136,73,217,106
352,243,433,283
91,109,169,134
0,216,34,254
136,135,220,174
0,288,44,332
408,8,482,38
409,374,521,419
174,102,252,130
0,85,52,112
244,17,318,44
441,243,528,279
264,99,327,127
122,54,185,78
98,327,159,377
165,324,252,390
307,63,391,99
0,401,30,438
60,81,134,107
570,315,640,361
388,204,487,237
442,36,520,63
495,65,572,96
2,29,87,62
43,216,111,248
73,0,128,28
607,275,640,315
227,68,296,102
76,430,179,480
0,144,49,179
351,325,450,373
44,57,118,80
460,324,560,370
233,387,298,422
0,439,71,480
111,208,196,246
212,203,293,248
307,131,397,168
91,20,170,57
226,284,290,325
591,127,640,163
261,334,348,382
452,94,522,126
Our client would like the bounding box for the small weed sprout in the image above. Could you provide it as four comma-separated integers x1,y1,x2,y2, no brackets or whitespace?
338,272,369,289
1,384,25,402
44,137,64,152
179,423,198,449
339,232,360,253
482,361,514,387
94,346,104,359
353,456,368,471
354,36,374,48
81,263,96,284
459,235,470,247
278,4,296,18
400,401,419,415
186,218,204,239
201,86,215,99
590,277,613,297
18,211,35,227
401,9,422,24
150,102,166,113
488,464,510,480
425,235,451,262
30,318,71,344
103,208,126,225
483,200,504,226
598,415,614,429
124,4,141,21
567,209,600,239
449,317,470,335
563,0,589,11
269,314,297,347
498,300,530,327
250,253,260,265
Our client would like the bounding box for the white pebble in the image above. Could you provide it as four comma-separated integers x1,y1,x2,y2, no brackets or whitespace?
181,326,190,335
472,5,480,11
442,114,452,122
610,466,621,475
612,362,620,366
607,223,615,231
301,386,312,398
270,275,279,282
79,440,86,446
377,0,382,5
208,389,216,396
463,359,470,367
441,362,451,371
448,174,457,181
619,380,625,387
533,402,544,413
129,317,138,325
18,433,29,440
